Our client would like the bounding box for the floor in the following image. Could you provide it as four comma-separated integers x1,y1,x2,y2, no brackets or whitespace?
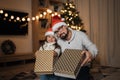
0,63,37,80
0,62,120,80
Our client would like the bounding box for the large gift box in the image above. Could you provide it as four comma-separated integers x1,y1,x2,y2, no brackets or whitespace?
54,49,84,79
34,50,54,74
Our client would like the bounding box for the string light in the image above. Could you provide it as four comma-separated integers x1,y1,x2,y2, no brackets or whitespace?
39,14,43,18
3,18,6,20
0,9,61,22
51,13,55,17
4,13,8,17
16,17,20,21
0,10,3,14
47,9,52,13
54,12,58,15
11,15,14,19
32,17,35,21
14,20,16,22
27,18,30,21
35,16,39,20
22,18,25,21
58,14,61,17
43,12,47,15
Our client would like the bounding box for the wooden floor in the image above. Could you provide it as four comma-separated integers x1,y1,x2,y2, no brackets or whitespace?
0,62,120,80
0,63,39,80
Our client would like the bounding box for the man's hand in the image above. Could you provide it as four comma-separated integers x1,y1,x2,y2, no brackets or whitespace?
81,50,92,66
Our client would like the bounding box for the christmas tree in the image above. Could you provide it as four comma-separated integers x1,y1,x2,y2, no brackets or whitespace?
60,1,84,31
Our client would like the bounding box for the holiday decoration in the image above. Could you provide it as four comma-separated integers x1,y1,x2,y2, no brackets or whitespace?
45,28,54,36
51,15,66,32
60,1,84,31
1,40,16,54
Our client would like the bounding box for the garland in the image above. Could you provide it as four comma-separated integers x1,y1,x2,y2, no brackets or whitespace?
1,40,16,54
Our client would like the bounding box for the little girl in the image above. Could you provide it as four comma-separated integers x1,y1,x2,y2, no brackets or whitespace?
39,28,61,80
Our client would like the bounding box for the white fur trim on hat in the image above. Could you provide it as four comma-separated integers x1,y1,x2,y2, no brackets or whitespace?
45,31,54,36
52,22,66,32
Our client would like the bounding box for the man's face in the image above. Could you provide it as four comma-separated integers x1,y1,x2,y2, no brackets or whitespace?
54,26,69,40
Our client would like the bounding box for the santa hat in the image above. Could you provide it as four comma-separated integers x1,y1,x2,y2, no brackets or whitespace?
45,28,54,36
52,15,67,32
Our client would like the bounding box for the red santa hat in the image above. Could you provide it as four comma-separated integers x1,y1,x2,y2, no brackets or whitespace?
52,15,67,32
45,28,54,36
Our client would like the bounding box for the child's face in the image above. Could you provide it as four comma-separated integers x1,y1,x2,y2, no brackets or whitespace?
46,35,56,43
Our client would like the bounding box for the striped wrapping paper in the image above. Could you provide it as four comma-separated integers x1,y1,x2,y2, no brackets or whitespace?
54,49,84,79
34,50,54,74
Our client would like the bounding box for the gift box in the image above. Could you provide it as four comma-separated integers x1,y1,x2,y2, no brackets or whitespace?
54,49,84,79
34,50,54,74
34,49,84,79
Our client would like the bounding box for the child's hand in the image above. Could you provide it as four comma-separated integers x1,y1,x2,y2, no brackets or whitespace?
53,51,58,57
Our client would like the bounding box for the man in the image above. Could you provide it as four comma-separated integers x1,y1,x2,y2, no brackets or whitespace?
52,16,98,80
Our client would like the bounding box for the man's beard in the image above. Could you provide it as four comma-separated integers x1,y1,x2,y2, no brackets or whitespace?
60,29,69,40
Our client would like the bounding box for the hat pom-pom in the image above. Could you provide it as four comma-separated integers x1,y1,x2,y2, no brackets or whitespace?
61,18,65,21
